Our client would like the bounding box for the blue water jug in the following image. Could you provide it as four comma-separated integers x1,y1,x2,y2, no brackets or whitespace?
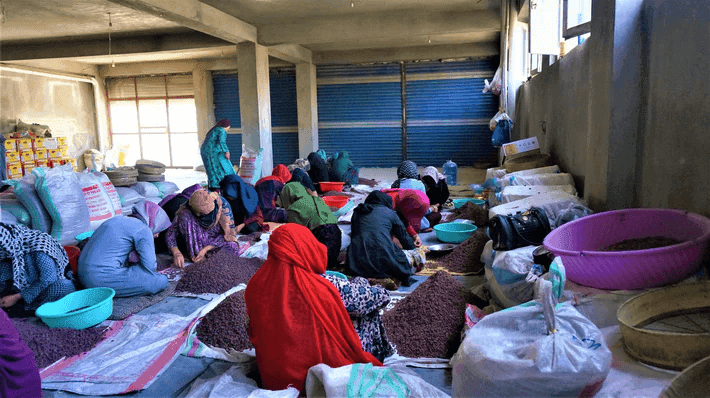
443,159,458,186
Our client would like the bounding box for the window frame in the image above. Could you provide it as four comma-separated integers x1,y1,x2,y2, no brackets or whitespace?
105,74,198,169
562,0,591,40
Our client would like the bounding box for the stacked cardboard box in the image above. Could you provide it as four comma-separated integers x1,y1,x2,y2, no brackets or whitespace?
4,136,74,179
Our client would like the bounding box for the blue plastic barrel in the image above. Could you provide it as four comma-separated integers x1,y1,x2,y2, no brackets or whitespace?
443,160,458,186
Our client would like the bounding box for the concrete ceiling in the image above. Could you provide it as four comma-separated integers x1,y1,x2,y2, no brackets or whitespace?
0,0,502,66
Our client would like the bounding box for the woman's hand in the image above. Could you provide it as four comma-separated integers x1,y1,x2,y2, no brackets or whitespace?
0,293,22,308
225,151,231,161
235,223,245,234
413,235,423,247
172,252,185,269
192,246,215,263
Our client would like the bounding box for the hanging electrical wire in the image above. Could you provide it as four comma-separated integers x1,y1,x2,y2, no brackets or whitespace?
108,12,115,67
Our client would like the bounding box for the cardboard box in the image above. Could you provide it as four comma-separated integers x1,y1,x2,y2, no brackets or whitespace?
502,137,541,161
56,137,68,146
20,150,35,163
59,146,69,157
50,159,66,168
5,151,20,163
32,138,45,149
4,139,18,152
36,160,50,169
48,149,63,159
18,138,33,151
6,162,23,179
34,149,48,160
23,164,36,176
43,138,59,150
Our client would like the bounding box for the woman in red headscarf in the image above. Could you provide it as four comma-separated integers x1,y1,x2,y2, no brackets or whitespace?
383,188,431,247
254,164,291,223
245,223,381,392
200,119,235,190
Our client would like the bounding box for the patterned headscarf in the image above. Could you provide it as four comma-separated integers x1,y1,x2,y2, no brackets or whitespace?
130,200,171,234
188,189,222,228
0,223,68,293
391,160,418,189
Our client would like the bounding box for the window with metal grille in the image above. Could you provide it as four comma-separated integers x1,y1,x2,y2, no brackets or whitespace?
105,74,199,168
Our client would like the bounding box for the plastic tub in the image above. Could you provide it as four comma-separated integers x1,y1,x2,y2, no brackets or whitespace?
434,222,478,244
322,196,349,209
453,198,486,209
543,208,710,290
318,182,345,192
326,270,348,280
63,245,80,275
35,287,115,329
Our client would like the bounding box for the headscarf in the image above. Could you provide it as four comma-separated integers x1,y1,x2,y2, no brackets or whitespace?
391,160,418,188
255,164,292,186
130,200,172,234
307,152,329,188
220,174,259,218
384,189,429,232
188,190,222,229
245,223,381,391
0,223,68,293
420,166,445,183
354,190,393,216
215,119,231,128
289,168,316,192
184,189,237,241
280,182,337,229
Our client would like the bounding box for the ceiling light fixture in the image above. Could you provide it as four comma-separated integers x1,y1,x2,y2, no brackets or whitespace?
108,12,115,67
350,1,354,8
428,36,431,44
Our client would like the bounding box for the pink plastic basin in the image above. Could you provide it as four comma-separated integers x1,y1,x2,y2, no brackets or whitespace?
543,208,710,290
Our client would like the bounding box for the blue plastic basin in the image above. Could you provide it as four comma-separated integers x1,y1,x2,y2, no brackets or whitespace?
35,287,115,330
434,222,478,243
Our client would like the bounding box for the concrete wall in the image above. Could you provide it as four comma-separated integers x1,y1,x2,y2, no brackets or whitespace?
639,0,710,217
0,68,98,169
513,40,592,196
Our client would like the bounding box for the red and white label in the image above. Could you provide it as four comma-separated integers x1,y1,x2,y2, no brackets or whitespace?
82,184,112,221
102,181,123,216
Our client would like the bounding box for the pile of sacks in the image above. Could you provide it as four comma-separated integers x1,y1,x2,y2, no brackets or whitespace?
0,164,180,244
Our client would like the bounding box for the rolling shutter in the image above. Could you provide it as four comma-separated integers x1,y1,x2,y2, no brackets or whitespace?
269,67,299,166
317,63,402,167
405,58,499,167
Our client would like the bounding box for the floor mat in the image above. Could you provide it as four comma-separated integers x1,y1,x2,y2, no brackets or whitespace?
109,281,179,320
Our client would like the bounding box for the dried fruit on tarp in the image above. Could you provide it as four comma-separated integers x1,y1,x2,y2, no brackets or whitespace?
175,249,264,294
602,236,682,251
11,319,107,369
383,271,472,359
356,178,378,187
437,230,488,274
367,278,401,291
238,232,263,244
196,290,253,352
446,202,488,226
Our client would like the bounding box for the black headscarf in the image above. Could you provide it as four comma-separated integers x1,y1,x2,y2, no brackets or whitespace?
355,191,393,215
307,152,329,190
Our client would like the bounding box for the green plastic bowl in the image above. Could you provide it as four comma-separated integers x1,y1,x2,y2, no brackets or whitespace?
453,198,486,209
35,287,115,330
434,222,478,243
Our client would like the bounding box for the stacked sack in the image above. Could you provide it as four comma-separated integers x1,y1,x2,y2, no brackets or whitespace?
135,159,166,182
104,167,138,187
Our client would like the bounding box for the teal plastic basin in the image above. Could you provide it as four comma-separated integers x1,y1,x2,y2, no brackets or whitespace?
453,198,486,209
35,287,115,329
326,270,348,280
434,222,478,243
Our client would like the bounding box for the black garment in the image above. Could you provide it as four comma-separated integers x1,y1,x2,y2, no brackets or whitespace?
346,191,416,286
312,223,342,270
156,195,190,255
289,168,317,192
422,176,450,207
307,153,329,193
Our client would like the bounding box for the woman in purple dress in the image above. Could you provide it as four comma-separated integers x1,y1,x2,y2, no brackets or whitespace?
0,309,41,397
166,189,242,268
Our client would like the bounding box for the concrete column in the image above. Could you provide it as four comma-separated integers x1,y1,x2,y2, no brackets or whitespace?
193,64,214,143
89,65,111,151
296,62,318,159
237,42,273,174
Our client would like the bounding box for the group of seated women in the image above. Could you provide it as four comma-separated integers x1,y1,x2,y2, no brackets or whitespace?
0,157,451,394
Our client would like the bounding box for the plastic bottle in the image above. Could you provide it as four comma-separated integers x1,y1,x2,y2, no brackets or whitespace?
443,159,458,186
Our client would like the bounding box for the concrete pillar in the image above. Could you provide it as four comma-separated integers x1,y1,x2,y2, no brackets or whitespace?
193,65,214,143
237,42,273,175
89,66,111,152
296,62,318,159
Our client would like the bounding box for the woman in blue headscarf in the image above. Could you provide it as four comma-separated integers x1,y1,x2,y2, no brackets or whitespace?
78,200,172,297
201,119,235,189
